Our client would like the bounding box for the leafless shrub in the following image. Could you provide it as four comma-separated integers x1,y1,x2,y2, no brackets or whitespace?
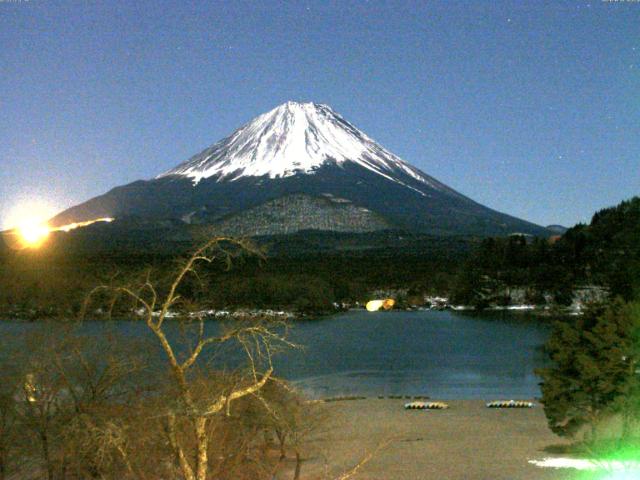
82,237,301,480
0,236,381,480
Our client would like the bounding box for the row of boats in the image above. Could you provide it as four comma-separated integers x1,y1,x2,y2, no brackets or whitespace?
404,400,535,410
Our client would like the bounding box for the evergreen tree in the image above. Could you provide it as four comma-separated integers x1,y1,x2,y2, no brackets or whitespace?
613,301,640,439
537,300,640,442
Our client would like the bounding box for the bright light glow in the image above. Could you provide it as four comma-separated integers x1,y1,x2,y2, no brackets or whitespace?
17,219,50,247
3,201,56,230
55,217,114,232
11,217,115,248
24,374,37,403
2,201,56,249
365,299,396,312
603,472,640,480
366,300,385,312
529,457,640,472
2,198,115,250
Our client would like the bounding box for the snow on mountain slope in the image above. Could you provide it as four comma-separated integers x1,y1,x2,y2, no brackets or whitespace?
51,100,550,238
158,101,449,195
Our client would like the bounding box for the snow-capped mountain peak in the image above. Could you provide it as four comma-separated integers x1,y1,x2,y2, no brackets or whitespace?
53,100,549,237
158,101,446,193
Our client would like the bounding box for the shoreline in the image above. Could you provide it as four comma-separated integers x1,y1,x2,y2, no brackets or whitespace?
1,302,581,323
299,398,571,480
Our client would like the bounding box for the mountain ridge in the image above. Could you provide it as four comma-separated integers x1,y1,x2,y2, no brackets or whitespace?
52,101,550,238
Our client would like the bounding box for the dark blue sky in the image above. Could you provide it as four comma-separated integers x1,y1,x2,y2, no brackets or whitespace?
1,0,638,229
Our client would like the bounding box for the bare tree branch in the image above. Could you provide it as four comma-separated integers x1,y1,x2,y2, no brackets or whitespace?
335,439,392,480
204,368,274,417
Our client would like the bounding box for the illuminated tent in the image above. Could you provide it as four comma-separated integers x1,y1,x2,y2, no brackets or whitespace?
365,298,396,312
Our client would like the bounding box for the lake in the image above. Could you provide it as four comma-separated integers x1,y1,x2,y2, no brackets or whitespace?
0,310,551,400
281,310,550,399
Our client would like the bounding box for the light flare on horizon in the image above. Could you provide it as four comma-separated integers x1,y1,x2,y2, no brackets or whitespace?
2,207,114,250
54,217,114,232
16,219,51,248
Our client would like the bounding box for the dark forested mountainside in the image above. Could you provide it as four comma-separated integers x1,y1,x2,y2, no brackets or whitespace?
1,197,637,319
0,231,474,319
452,197,640,306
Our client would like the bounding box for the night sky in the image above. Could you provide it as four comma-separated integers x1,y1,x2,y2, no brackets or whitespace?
1,0,638,229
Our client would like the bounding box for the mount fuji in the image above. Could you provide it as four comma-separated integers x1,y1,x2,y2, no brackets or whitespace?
52,101,548,237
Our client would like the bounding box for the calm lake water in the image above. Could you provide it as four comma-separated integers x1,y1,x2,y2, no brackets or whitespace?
283,310,550,399
0,310,551,399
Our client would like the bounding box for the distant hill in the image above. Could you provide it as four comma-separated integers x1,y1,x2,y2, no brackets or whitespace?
546,224,568,234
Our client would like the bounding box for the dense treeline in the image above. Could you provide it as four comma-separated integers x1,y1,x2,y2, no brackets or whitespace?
0,236,472,318
452,196,640,306
1,196,637,318
204,246,466,312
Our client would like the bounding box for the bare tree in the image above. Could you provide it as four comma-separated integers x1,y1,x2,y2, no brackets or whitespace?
8,326,148,480
334,440,391,480
18,334,69,480
0,236,387,480
250,381,328,480
0,365,21,480
83,237,295,480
